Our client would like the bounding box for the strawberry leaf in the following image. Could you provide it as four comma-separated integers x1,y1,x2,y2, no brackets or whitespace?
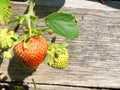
0,0,12,25
45,12,79,40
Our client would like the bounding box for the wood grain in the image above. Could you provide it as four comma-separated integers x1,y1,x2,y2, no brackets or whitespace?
28,84,108,90
0,0,120,89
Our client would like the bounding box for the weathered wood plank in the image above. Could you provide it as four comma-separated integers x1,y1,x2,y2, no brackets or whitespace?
11,0,120,11
0,0,120,89
28,84,96,90
0,83,108,90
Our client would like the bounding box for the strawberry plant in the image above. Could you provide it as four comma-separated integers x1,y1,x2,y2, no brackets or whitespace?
0,0,79,69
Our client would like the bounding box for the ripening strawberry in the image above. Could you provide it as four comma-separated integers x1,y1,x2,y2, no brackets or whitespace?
13,36,48,69
44,43,69,69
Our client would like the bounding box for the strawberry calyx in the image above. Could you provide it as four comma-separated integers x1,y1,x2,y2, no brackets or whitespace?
20,35,48,49
0,34,30,60
0,28,18,50
2,50,12,60
0,28,18,60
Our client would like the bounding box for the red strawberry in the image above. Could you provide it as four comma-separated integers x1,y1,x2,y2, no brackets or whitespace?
13,36,48,69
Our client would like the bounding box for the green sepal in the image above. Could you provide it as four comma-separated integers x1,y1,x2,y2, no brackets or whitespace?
44,51,53,65
23,40,29,49
22,34,29,49
12,33,19,41
8,17,19,24
30,15,38,21
0,28,18,50
0,37,13,49
2,51,12,60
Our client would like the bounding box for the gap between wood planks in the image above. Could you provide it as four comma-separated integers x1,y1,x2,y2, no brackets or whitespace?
0,81,120,90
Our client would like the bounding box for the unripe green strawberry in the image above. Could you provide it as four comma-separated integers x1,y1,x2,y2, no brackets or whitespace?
51,48,68,69
13,36,48,69
44,43,69,69
0,28,18,50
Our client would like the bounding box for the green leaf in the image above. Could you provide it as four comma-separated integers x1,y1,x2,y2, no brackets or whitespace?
0,0,12,24
45,12,79,40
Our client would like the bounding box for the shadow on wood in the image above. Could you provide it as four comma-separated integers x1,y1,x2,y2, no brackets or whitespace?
0,58,3,66
11,0,65,18
5,84,29,90
87,0,120,9
7,56,36,82
11,0,28,2
34,0,65,18
0,51,4,66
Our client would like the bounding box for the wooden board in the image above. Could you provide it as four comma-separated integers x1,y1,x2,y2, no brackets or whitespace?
0,0,120,89
28,84,97,90
0,83,107,90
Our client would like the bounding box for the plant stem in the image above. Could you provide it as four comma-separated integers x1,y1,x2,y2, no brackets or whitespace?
26,16,32,37
28,0,35,14
8,35,25,52
8,22,18,32
32,79,38,90
26,0,35,37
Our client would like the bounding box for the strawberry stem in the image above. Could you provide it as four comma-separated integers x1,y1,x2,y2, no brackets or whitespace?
26,0,35,37
28,0,35,15
8,35,25,53
26,16,32,37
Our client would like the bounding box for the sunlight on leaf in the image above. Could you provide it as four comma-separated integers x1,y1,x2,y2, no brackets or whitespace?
0,0,12,25
45,12,79,40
